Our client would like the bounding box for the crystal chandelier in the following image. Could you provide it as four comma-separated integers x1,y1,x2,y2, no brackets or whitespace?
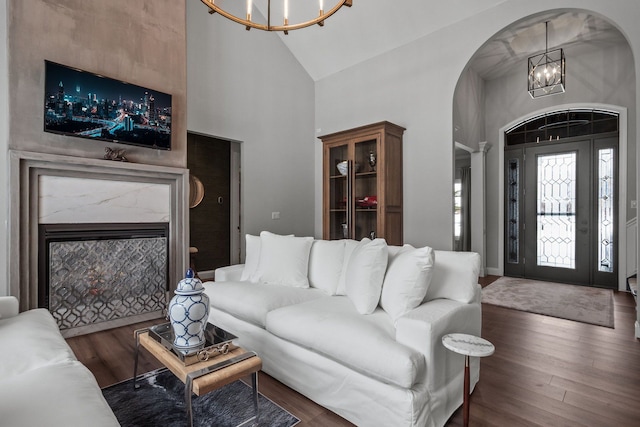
528,21,566,98
200,0,352,34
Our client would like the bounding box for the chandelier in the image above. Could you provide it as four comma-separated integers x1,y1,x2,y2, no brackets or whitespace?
200,0,352,34
528,21,566,98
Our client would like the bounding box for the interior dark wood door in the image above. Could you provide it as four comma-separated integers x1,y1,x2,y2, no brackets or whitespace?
187,133,231,273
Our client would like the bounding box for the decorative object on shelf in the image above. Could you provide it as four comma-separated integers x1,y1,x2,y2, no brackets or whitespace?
103,147,128,162
336,160,360,175
168,268,210,350
337,160,348,176
528,21,565,98
189,174,205,208
342,223,348,238
356,195,377,208
368,151,377,172
200,0,352,34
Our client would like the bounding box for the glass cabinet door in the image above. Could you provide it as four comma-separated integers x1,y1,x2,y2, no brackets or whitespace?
353,138,378,240
328,144,348,240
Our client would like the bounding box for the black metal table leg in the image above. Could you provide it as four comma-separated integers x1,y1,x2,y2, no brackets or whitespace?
132,328,148,390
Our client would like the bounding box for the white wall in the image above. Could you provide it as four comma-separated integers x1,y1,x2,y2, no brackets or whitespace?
315,0,640,257
0,0,8,296
315,37,462,249
483,41,636,272
454,68,486,151
186,1,316,249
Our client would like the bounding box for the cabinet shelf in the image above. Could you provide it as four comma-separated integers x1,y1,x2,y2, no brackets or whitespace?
356,171,377,178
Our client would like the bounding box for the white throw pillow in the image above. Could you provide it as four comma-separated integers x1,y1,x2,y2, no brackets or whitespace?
308,240,346,295
336,238,367,295
240,234,261,281
424,250,480,303
345,238,389,314
252,231,314,288
380,244,435,320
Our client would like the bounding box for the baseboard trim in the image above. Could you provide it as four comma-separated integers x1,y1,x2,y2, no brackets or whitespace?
486,267,501,276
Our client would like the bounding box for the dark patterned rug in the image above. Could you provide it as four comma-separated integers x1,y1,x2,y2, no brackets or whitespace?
102,369,300,427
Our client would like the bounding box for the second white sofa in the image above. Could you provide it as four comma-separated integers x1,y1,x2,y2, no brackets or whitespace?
204,232,483,427
0,296,119,427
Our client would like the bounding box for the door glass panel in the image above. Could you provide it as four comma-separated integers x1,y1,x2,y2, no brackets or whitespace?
537,152,576,269
454,180,462,240
354,139,377,240
598,148,614,272
329,145,348,239
505,109,618,146
507,159,520,264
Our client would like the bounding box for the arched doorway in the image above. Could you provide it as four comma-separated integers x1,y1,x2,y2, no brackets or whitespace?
453,9,634,291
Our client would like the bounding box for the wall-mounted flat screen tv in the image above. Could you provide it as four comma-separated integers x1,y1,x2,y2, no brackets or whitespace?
44,60,172,150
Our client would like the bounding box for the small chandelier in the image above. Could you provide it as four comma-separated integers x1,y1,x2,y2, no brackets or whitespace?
528,21,566,98
201,0,352,34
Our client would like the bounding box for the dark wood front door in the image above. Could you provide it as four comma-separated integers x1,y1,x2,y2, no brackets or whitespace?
505,136,618,288
523,141,591,284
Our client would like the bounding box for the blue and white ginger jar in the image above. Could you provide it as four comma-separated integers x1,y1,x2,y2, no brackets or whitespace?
168,269,209,349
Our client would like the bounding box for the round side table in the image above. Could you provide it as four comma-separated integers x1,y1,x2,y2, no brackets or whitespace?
442,333,494,427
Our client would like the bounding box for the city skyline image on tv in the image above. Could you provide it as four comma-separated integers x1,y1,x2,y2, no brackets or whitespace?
44,60,172,150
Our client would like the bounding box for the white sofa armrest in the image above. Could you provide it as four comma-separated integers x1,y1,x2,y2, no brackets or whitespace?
0,296,19,320
395,298,481,391
472,283,482,304
214,264,245,282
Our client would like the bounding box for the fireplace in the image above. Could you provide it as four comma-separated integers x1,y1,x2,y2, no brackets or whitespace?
39,223,169,336
8,150,190,335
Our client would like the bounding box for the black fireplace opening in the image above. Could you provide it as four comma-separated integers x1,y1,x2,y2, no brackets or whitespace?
38,223,169,333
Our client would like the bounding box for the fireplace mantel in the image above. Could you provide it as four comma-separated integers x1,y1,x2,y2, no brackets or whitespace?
9,150,189,312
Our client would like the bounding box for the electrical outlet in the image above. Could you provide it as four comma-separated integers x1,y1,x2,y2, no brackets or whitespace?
271,212,280,220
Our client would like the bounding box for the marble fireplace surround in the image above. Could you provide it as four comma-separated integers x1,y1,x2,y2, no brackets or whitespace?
9,150,189,314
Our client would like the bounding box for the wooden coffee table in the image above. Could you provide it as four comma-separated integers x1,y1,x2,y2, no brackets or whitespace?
133,328,262,427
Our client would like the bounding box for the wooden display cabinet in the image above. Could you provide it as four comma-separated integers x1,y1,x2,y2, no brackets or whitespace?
320,121,405,245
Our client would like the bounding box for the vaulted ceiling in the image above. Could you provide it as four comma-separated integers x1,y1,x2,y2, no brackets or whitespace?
205,0,624,80
277,0,516,80
208,0,509,80
207,1,627,82
467,10,626,80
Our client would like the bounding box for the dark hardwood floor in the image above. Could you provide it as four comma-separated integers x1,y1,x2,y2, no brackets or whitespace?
66,276,640,426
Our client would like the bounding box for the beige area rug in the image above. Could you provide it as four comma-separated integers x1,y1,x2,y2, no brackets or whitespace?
482,276,614,328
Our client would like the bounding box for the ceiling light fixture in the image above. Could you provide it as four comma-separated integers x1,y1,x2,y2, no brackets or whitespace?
201,0,352,35
528,21,566,98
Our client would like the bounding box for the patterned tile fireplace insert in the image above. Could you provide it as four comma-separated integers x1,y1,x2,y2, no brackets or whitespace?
39,223,169,336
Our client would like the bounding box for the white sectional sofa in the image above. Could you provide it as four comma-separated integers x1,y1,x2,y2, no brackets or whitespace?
0,296,119,427
204,232,483,427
